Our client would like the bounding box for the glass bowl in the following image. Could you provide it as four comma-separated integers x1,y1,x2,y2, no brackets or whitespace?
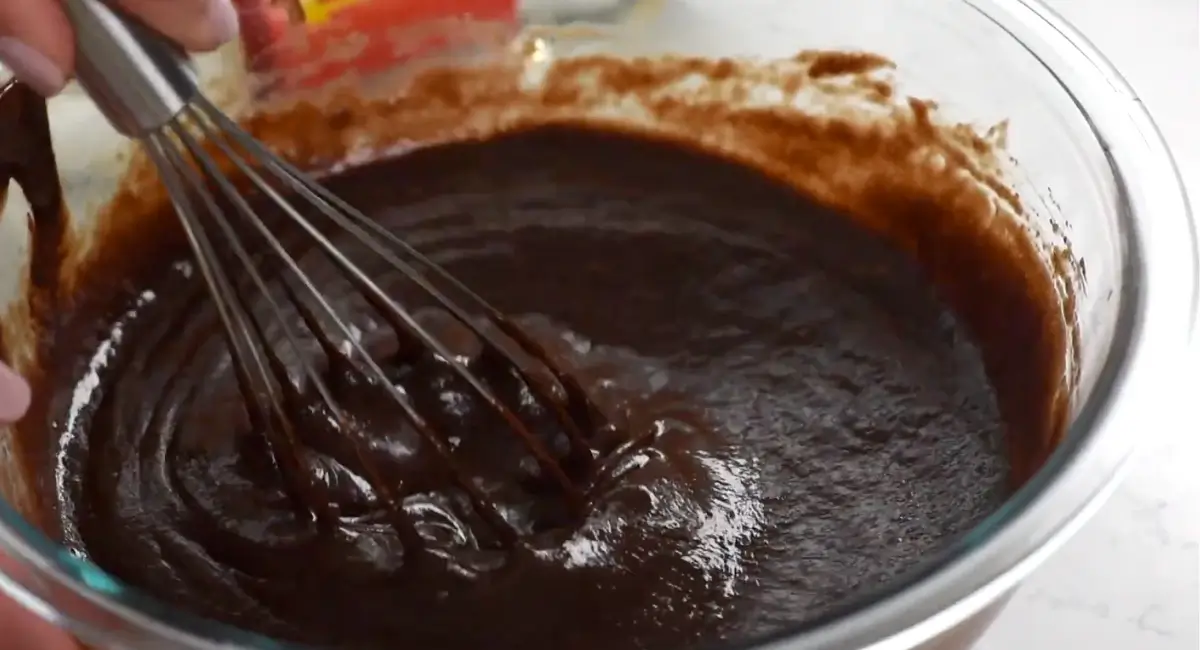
0,0,1194,648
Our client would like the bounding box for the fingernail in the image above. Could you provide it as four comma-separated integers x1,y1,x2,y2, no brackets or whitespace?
0,363,31,424
205,0,241,44
0,38,65,97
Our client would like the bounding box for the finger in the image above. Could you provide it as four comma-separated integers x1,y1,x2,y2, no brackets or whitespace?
0,555,78,650
0,0,73,96
116,0,239,52
0,363,31,424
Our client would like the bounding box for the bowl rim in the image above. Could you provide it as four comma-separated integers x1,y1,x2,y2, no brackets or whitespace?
0,0,1195,648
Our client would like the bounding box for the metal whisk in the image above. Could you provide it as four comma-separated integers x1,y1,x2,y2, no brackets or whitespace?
64,0,606,549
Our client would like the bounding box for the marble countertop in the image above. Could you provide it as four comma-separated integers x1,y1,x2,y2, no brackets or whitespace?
975,1,1199,648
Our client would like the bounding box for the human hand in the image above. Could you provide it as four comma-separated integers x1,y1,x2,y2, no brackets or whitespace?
0,364,30,424
0,0,239,97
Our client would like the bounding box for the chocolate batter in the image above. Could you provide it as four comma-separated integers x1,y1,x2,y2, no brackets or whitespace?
0,61,1067,650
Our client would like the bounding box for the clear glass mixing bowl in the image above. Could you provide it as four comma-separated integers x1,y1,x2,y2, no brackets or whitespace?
0,0,1194,649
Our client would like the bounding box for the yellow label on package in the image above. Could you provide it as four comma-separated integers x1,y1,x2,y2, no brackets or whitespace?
299,0,364,25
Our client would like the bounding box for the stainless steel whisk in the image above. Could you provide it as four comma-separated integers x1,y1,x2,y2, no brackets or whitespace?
63,0,605,548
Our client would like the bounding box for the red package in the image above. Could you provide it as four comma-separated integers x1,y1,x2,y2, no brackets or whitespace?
233,0,519,96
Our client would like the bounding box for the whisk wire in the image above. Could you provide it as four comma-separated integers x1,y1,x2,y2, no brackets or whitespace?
192,121,574,527
153,121,524,546
154,129,434,544
66,0,612,555
144,133,333,526
195,97,605,466
146,102,647,545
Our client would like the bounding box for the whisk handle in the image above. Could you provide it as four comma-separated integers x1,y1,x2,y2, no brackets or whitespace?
61,0,200,137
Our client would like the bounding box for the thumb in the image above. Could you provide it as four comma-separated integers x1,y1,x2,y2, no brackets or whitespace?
0,363,31,424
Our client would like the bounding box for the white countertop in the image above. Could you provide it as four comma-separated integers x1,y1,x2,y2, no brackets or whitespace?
975,1,1200,648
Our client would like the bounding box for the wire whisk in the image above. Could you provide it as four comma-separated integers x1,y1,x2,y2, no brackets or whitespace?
64,0,611,553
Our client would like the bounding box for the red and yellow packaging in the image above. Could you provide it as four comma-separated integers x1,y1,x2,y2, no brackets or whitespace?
233,0,519,96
